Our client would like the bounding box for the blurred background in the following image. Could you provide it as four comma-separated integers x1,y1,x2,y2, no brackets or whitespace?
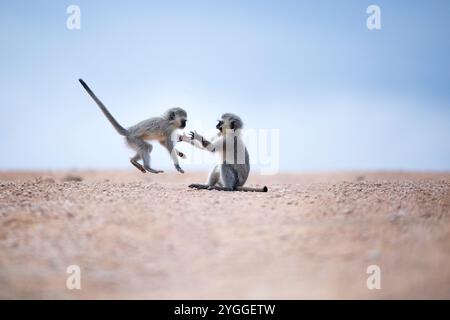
1,0,449,172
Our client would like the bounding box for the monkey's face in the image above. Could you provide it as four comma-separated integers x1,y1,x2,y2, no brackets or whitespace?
216,120,224,133
217,113,243,134
177,116,187,129
166,108,188,129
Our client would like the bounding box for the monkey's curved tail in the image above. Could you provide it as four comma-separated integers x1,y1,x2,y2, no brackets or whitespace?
78,79,129,136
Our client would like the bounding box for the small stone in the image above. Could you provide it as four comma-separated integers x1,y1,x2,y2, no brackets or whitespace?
367,250,381,260
342,208,352,215
62,175,83,182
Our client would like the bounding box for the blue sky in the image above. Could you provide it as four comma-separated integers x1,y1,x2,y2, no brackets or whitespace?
1,0,449,172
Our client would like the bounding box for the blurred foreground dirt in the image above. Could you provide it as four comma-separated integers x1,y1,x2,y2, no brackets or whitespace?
0,170,449,299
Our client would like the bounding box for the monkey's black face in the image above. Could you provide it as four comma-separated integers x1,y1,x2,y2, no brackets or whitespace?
216,120,224,132
180,119,187,129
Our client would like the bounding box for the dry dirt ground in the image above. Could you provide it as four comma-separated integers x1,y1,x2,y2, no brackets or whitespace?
0,170,449,299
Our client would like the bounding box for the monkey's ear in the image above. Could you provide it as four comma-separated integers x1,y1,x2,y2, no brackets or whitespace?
169,111,176,120
230,121,235,130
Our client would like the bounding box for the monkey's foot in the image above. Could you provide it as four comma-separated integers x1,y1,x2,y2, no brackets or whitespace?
174,164,185,174
189,183,209,190
130,159,146,173
145,167,164,174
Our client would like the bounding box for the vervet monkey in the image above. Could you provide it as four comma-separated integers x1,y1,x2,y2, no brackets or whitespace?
79,79,186,173
183,113,268,192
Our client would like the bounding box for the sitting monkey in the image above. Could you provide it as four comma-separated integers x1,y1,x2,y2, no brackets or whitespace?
182,113,267,192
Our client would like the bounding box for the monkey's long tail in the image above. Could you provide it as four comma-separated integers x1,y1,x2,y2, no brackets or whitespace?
189,184,268,192
78,79,129,136
236,186,268,192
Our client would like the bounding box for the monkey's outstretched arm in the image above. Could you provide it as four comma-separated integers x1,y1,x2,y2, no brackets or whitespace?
189,184,268,192
160,140,185,173
187,131,221,152
179,134,203,150
179,132,218,152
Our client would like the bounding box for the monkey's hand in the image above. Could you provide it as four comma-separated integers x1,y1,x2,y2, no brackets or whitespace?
178,134,192,142
174,164,185,174
189,131,203,142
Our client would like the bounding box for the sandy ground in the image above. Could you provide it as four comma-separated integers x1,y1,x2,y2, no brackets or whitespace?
0,170,449,299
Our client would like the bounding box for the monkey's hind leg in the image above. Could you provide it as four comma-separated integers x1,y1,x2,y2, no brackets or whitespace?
130,159,146,173
207,165,220,186
128,137,163,174
130,154,146,173
219,165,238,191
141,142,164,173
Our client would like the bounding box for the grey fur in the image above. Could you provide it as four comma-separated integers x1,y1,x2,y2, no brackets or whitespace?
79,79,187,174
